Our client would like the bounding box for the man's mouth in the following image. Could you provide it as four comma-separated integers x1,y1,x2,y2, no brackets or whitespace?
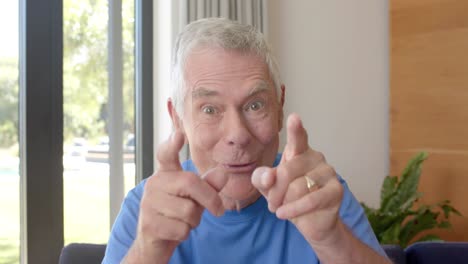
222,162,257,173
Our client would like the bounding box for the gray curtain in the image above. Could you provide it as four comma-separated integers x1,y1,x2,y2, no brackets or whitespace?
178,0,267,33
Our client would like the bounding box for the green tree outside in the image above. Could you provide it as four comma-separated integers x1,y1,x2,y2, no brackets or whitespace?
0,57,19,149
63,0,135,144
0,0,135,149
0,0,136,263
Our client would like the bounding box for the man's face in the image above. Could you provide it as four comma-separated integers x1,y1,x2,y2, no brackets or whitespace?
175,47,283,203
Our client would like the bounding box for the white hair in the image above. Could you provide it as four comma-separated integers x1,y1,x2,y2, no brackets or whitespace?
171,17,282,116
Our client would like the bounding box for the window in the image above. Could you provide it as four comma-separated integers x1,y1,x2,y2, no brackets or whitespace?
16,0,153,261
0,1,20,263
62,0,136,245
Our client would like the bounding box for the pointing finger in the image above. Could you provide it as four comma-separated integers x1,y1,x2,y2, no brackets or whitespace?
157,130,185,171
283,113,309,162
251,166,276,198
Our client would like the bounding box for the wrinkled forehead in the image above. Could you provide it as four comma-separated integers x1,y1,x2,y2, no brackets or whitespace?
190,80,271,100
183,46,273,90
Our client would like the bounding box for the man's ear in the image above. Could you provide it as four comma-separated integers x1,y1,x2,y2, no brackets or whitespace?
278,84,286,130
167,98,187,143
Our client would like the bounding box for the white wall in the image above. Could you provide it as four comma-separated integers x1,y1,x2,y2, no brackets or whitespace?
267,0,389,207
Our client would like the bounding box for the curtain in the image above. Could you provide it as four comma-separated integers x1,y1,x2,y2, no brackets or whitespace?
178,0,267,33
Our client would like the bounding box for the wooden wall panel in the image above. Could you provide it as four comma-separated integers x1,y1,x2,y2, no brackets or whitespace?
391,0,468,241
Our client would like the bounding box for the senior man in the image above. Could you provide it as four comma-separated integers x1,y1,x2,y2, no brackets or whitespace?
103,18,390,264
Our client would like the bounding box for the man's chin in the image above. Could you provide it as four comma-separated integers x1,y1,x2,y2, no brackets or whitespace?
220,183,260,210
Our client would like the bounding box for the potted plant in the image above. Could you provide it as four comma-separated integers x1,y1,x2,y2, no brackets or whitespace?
361,152,461,248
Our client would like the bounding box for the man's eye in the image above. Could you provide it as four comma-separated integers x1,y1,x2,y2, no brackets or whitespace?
202,106,216,114
248,101,265,111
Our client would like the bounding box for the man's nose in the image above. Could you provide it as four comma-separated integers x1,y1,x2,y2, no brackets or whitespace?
222,110,252,147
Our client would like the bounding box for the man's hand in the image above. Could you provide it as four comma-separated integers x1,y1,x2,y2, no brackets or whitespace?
252,113,343,244
123,130,226,264
252,114,390,263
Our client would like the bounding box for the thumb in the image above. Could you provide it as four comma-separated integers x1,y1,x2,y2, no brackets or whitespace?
282,113,309,162
156,130,185,171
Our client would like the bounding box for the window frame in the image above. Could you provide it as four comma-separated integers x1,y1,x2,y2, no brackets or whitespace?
19,0,153,261
19,0,64,262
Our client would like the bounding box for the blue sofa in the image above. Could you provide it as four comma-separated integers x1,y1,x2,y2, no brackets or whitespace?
384,242,468,264
59,242,468,264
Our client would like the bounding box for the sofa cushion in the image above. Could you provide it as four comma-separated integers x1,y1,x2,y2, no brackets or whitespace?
405,242,468,264
59,243,106,264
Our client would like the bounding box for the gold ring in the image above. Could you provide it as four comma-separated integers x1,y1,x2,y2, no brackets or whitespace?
304,176,316,192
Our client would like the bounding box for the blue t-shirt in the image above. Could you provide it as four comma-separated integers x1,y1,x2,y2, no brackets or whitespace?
102,154,386,263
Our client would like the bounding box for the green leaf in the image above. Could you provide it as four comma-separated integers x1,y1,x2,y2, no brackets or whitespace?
372,212,409,240
380,175,398,208
399,209,439,247
415,234,443,243
400,152,428,180
452,207,462,217
441,204,462,218
380,223,401,245
417,204,431,214
438,221,451,229
381,152,427,213
399,192,422,212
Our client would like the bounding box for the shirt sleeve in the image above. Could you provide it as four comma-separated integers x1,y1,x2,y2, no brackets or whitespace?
101,180,146,264
101,160,194,264
337,175,388,258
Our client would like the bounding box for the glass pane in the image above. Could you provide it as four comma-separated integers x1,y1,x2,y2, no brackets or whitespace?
0,1,20,263
63,0,135,245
